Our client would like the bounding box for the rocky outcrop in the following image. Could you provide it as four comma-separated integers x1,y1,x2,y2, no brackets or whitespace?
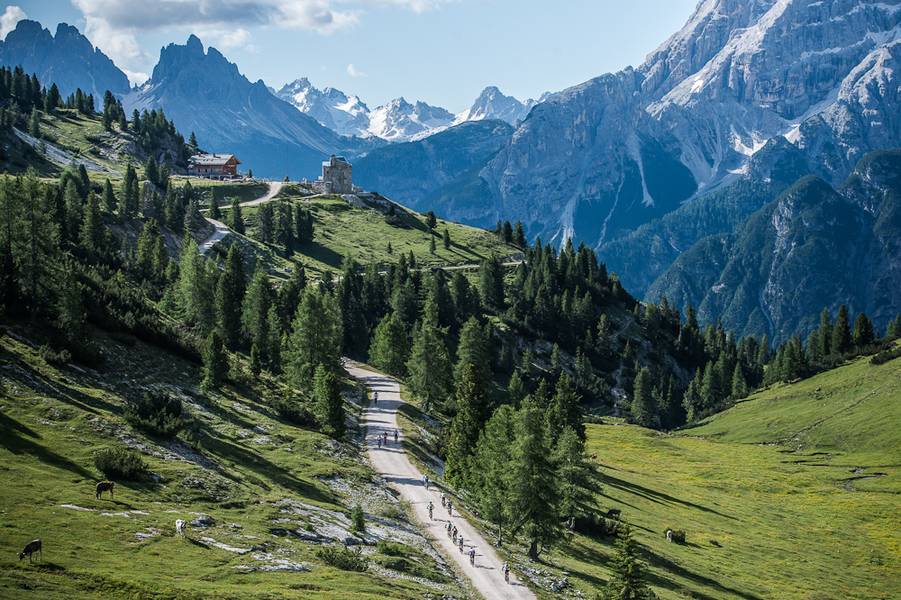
0,20,130,100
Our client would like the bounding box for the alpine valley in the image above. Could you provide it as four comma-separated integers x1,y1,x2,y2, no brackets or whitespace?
1,2,901,599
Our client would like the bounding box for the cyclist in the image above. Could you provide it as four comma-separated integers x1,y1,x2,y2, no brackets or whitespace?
428,501,433,520
503,562,510,583
469,547,475,566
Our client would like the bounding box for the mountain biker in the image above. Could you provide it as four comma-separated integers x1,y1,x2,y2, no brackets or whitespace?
423,474,429,489
503,562,510,583
373,391,378,405
393,429,399,443
428,501,433,520
447,500,453,516
469,547,475,565
440,494,446,508
458,536,464,553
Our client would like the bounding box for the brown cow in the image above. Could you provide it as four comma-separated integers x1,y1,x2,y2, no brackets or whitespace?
19,539,42,562
96,480,115,500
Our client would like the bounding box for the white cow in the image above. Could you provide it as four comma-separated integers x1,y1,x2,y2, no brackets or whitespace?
175,519,186,536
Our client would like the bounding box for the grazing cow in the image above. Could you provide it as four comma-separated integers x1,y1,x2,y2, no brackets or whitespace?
175,519,186,536
665,529,686,543
606,508,621,520
19,539,42,562
96,480,115,500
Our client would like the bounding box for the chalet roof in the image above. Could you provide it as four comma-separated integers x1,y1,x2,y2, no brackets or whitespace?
189,153,239,166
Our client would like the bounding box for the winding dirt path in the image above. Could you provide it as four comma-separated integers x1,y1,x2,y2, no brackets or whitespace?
198,181,282,255
345,361,535,600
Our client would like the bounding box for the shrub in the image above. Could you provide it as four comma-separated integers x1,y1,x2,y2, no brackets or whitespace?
124,390,185,438
94,446,147,480
315,545,368,572
375,540,410,557
271,396,316,427
870,345,901,365
350,504,365,533
39,344,71,366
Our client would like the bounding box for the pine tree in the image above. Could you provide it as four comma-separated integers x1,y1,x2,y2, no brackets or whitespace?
445,362,488,486
818,308,832,357
209,191,221,220
429,235,436,254
229,198,244,234
215,245,246,348
28,107,40,138
79,191,103,255
853,312,874,349
369,311,409,376
730,363,748,400
507,371,526,407
102,178,117,213
406,317,453,412
202,330,227,391
425,210,437,230
144,156,159,188
257,203,274,243
682,369,703,422
510,395,560,560
242,267,273,365
513,221,526,248
122,163,139,219
63,179,83,241
313,364,345,437
443,227,451,249
472,404,517,544
546,373,584,446
887,315,901,340
56,266,85,342
554,426,594,530
832,305,852,355
287,287,342,388
479,254,505,310
602,525,656,600
177,237,214,331
630,367,657,428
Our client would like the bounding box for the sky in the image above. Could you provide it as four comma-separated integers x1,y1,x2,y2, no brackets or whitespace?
4,0,699,112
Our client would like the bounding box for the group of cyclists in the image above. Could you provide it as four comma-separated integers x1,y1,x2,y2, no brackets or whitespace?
369,388,512,584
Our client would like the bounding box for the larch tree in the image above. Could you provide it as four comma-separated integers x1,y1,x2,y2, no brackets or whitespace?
472,404,517,544
831,304,852,355
287,286,342,388
368,311,409,377
602,525,656,600
215,244,246,348
445,362,487,486
510,395,560,560
313,364,345,438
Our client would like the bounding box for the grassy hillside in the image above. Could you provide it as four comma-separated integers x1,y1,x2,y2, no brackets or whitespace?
229,192,520,277
0,327,459,599
546,350,900,600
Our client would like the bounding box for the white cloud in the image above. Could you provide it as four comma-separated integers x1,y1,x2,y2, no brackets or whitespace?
0,5,26,40
70,0,450,80
346,63,366,78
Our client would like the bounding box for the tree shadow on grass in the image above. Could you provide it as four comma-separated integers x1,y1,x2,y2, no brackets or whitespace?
0,411,94,480
4,359,120,416
296,241,346,270
197,430,334,505
594,469,737,521
638,542,763,600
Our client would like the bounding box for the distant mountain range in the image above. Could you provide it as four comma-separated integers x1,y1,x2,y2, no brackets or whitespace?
2,2,900,342
121,35,370,179
275,79,543,141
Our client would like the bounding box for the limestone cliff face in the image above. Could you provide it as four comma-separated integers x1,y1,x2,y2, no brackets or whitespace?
0,20,130,100
462,0,901,249
646,150,901,342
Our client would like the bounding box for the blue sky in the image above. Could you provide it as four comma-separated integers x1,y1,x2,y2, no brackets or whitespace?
5,1,698,112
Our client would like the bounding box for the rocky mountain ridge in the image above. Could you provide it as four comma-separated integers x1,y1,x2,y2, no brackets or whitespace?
276,79,542,141
0,19,130,100
124,35,371,179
